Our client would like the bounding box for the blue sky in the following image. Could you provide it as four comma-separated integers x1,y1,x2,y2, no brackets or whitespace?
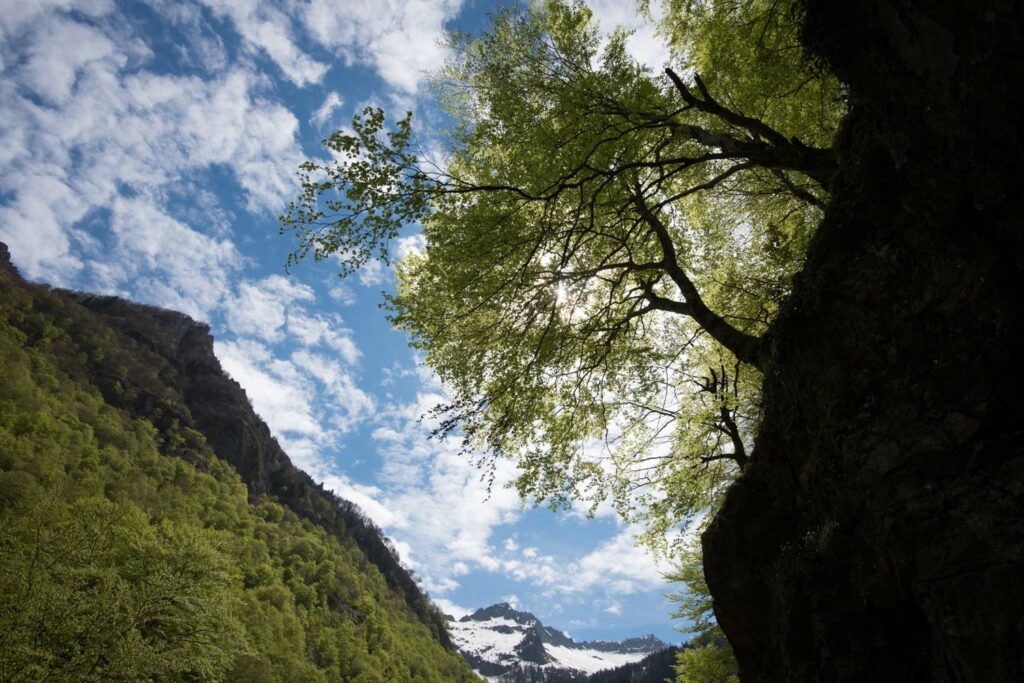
0,0,689,643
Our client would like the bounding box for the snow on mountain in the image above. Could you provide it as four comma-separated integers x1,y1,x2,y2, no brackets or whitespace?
447,603,668,681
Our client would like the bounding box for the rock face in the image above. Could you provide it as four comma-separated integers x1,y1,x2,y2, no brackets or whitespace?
0,243,17,278
0,248,451,650
448,603,668,681
703,1,1024,681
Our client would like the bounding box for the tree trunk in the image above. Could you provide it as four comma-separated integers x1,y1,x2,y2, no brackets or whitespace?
702,1,1024,680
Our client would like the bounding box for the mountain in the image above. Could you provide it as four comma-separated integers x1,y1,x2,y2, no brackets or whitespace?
584,647,679,683
0,243,478,681
448,603,669,681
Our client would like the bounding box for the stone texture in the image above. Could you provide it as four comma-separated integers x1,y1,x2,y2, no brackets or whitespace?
703,2,1024,680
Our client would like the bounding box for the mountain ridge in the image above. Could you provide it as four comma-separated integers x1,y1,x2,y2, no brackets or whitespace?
0,242,476,680
57,283,452,646
449,602,669,681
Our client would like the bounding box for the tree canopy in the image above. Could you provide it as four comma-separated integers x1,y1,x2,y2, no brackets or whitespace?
282,0,843,545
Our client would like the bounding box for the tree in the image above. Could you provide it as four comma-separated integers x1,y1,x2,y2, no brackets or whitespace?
0,495,246,682
286,0,1024,678
665,536,738,683
282,0,843,541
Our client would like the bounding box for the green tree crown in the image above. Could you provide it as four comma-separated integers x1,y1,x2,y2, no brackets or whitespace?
282,0,843,545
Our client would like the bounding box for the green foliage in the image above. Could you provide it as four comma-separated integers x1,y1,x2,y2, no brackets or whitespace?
282,0,843,551
650,0,842,147
666,538,716,641
675,642,739,683
0,496,245,682
0,271,478,682
665,537,738,683
282,107,433,277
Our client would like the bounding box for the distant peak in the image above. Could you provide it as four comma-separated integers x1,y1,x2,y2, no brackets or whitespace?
580,633,670,654
449,604,672,679
462,602,538,624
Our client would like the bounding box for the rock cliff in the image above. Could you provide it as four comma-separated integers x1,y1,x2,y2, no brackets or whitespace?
703,1,1024,680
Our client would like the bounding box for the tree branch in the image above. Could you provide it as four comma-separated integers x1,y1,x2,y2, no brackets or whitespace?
771,169,826,210
664,67,837,189
699,364,748,469
632,190,766,370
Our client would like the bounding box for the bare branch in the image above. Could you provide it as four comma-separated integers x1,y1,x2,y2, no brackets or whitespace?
697,363,748,469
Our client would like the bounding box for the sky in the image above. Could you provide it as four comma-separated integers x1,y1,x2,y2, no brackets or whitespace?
0,0,688,643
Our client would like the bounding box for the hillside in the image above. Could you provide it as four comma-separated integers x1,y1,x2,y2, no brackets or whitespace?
0,243,478,682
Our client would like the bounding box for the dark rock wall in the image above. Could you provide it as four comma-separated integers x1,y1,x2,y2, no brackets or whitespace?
703,1,1024,681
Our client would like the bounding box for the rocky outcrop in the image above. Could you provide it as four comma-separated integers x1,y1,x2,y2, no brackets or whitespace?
703,2,1024,681
0,243,19,279
516,627,555,665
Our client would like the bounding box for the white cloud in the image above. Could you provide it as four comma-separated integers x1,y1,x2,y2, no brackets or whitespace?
216,338,327,440
328,282,357,306
226,275,315,341
395,233,427,261
0,9,304,283
320,473,403,529
21,16,121,105
302,0,465,93
311,90,344,128
434,597,471,619
501,554,562,587
216,309,373,441
585,0,670,72
364,373,525,590
198,0,328,86
287,313,362,365
0,171,85,281
354,359,673,607
0,0,113,37
568,525,667,595
193,0,469,93
174,70,303,212
482,525,667,599
423,574,460,596
156,1,230,73
105,196,241,319
213,287,375,496
357,258,386,287
290,349,374,428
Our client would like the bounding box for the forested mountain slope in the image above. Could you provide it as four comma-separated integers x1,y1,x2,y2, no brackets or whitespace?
0,243,478,682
